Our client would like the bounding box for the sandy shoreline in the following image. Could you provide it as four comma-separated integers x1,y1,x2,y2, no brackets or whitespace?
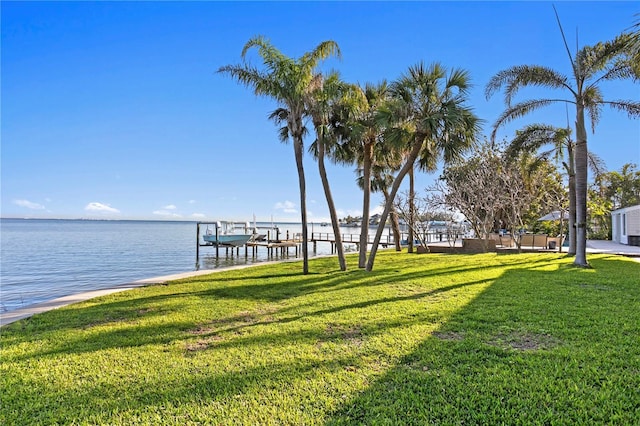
0,262,283,327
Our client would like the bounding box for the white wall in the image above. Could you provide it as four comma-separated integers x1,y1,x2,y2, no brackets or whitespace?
611,205,640,245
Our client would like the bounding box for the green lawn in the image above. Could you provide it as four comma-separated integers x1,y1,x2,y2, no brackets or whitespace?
1,252,639,425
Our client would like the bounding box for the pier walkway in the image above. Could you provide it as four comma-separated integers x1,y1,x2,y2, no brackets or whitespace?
310,232,395,253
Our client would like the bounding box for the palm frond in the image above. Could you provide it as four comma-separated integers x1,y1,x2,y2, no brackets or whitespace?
583,86,604,132
590,60,636,85
507,124,570,159
267,108,293,143
446,67,472,95
217,64,281,99
490,98,572,141
268,107,289,124
241,35,288,73
577,34,634,81
588,151,607,176
600,99,640,119
300,40,341,74
626,13,640,55
485,65,573,105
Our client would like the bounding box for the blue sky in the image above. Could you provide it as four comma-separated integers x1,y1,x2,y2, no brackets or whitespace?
2,1,639,222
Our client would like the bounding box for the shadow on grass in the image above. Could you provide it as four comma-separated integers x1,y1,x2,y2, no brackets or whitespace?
4,351,365,424
0,254,550,354
0,251,521,358
3,254,503,361
5,253,635,424
324,255,640,424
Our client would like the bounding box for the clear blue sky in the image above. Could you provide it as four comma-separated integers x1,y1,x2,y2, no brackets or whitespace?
2,1,638,222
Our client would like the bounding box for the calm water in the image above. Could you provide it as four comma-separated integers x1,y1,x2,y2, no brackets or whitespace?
1,219,364,313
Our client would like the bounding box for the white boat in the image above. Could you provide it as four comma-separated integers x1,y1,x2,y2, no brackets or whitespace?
202,222,253,247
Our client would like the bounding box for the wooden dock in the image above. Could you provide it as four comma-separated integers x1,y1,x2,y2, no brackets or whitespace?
196,221,302,265
309,230,458,253
309,232,396,253
196,221,458,264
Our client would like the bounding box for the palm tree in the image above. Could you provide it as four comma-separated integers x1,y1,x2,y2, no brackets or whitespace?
347,82,390,268
486,27,640,267
306,71,355,271
218,36,340,274
366,62,481,271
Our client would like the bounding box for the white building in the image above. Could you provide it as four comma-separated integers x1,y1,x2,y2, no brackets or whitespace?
611,204,640,246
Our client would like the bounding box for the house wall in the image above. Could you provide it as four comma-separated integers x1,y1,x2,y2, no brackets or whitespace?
611,205,640,246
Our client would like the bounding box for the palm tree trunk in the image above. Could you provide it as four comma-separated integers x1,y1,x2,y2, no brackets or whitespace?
359,142,373,268
568,169,576,255
574,105,589,267
382,188,402,251
391,209,402,251
317,137,346,271
408,166,415,253
366,140,422,271
558,209,564,253
292,131,309,274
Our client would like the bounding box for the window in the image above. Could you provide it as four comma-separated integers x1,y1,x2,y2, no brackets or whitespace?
622,214,626,236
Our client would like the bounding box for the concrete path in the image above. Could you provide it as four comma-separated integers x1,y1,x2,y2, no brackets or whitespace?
586,240,640,259
2,241,638,327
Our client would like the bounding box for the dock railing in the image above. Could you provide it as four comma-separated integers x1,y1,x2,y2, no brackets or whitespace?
311,230,460,246
310,232,395,245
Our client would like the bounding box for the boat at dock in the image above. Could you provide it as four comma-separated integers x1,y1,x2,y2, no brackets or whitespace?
202,222,253,247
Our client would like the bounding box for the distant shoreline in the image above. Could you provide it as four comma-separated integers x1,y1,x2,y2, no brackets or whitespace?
0,217,306,225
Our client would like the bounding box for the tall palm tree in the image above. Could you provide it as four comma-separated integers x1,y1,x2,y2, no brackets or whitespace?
486,28,639,267
341,82,391,268
306,71,356,271
366,62,481,271
218,36,341,274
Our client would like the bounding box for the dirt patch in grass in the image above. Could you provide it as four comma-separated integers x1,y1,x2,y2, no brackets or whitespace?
187,325,215,336
324,323,365,347
488,331,561,351
185,340,210,352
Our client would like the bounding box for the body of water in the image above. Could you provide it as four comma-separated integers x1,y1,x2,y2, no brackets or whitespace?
0,219,381,313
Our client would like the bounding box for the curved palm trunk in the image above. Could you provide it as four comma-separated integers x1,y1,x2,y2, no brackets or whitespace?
358,142,373,268
366,140,422,271
382,187,402,251
317,137,346,271
292,127,309,274
574,104,589,267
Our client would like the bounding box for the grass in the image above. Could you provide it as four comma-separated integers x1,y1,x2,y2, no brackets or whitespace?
1,251,639,425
